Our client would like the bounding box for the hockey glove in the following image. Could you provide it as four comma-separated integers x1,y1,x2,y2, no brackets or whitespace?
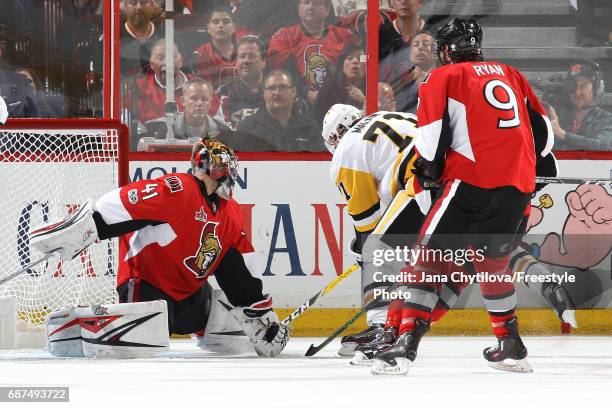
230,295,290,357
30,198,99,261
412,157,441,190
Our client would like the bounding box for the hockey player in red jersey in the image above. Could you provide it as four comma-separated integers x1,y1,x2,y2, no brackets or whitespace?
30,138,290,357
372,18,553,375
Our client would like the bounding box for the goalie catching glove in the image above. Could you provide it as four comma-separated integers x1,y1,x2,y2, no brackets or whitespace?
230,294,290,357
30,198,98,261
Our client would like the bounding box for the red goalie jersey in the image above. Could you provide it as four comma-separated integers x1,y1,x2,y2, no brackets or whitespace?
415,61,553,193
96,173,253,301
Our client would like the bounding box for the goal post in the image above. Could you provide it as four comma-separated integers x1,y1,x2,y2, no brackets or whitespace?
0,119,129,345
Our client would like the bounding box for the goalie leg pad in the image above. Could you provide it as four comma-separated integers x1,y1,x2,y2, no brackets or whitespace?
47,307,84,357
79,300,169,358
230,295,290,357
198,289,253,353
30,198,98,261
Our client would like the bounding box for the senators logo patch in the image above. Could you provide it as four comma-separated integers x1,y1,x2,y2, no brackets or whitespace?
183,221,222,279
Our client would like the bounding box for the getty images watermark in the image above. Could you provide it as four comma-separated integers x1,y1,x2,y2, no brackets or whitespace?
370,246,576,300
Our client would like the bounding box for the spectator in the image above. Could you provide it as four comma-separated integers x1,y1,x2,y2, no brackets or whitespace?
410,32,434,76
0,27,38,118
144,77,232,141
379,0,425,112
235,69,325,151
378,82,396,111
267,0,356,106
402,31,434,113
135,39,189,123
192,5,248,91
313,43,365,122
15,67,67,118
550,61,612,151
217,35,266,129
120,0,163,77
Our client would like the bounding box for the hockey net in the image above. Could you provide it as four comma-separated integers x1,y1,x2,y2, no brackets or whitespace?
0,119,129,328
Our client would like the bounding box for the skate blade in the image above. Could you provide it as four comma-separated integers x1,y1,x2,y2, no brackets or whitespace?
488,358,533,373
370,358,410,375
338,343,357,357
350,351,374,366
561,310,578,329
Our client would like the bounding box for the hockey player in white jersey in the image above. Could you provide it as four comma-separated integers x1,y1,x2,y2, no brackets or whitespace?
323,104,432,361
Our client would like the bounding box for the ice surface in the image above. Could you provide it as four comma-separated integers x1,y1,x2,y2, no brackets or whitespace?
0,336,610,407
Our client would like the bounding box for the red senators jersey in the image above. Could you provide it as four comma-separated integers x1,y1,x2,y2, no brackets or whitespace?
192,43,237,91
267,24,356,90
135,71,223,123
96,173,253,301
135,71,187,123
415,61,553,192
192,31,252,91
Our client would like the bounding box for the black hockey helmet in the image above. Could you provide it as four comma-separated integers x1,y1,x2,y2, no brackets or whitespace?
435,18,483,65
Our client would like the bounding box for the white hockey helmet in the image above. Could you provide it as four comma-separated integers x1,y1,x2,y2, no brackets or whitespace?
321,104,362,154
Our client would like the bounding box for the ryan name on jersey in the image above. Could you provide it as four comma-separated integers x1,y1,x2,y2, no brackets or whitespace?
472,63,506,77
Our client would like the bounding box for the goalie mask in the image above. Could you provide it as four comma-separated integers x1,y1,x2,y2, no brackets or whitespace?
321,104,363,154
191,138,239,200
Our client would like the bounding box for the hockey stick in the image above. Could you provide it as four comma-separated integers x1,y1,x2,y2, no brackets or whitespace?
0,250,59,287
281,264,359,326
536,176,612,186
304,281,402,357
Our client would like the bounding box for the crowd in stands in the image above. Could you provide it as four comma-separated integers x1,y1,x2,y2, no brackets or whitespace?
0,0,609,152
123,0,433,151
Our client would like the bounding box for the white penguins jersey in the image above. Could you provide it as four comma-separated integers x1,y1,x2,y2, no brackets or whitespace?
330,111,419,234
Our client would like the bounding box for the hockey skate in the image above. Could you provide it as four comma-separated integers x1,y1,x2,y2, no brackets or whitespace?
541,282,577,329
350,327,398,366
338,323,384,357
370,319,429,375
483,317,533,373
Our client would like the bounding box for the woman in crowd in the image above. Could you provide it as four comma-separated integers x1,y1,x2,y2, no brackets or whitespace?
313,43,366,122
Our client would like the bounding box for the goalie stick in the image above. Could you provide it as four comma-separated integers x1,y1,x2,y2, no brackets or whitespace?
536,176,612,186
0,250,59,287
281,264,359,326
305,281,403,357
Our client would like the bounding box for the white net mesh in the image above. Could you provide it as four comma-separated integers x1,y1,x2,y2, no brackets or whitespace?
0,123,123,327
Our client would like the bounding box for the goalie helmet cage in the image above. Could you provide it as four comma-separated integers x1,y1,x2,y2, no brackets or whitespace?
0,119,129,329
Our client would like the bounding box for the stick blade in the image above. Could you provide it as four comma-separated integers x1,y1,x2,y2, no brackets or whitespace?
305,344,319,357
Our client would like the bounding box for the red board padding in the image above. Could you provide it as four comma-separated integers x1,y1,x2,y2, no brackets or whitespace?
553,151,612,160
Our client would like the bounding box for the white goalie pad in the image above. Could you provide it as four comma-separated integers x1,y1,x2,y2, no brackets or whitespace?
199,289,253,354
80,301,169,358
30,198,98,261
47,301,169,358
47,307,84,357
